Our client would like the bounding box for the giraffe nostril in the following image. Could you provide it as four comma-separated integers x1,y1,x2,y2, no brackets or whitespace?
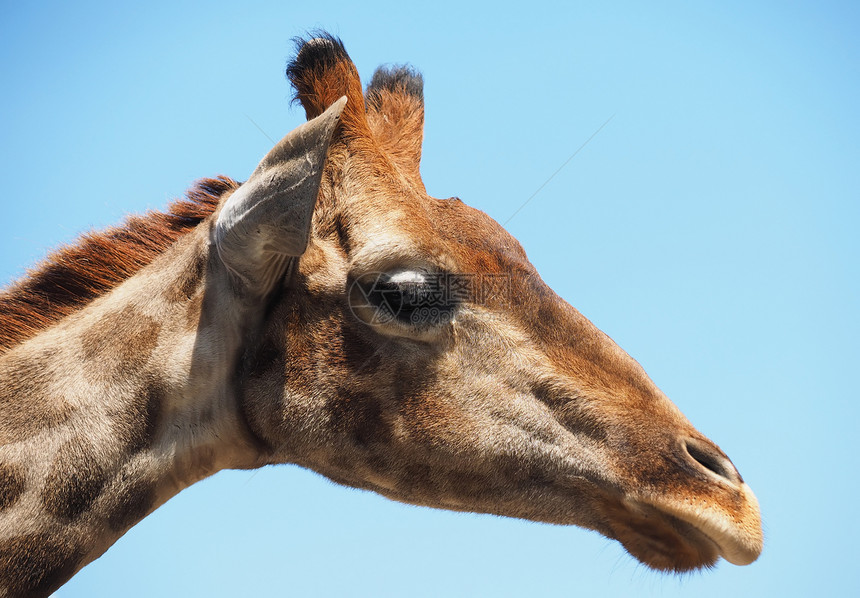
683,438,742,485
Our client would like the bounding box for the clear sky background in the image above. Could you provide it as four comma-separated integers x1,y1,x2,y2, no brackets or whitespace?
1,1,857,596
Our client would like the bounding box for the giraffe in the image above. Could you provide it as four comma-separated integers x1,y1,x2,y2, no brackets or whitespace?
0,34,763,596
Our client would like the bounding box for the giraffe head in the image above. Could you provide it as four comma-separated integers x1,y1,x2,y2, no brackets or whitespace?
215,35,762,572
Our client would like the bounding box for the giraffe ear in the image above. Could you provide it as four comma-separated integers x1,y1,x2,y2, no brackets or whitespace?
215,96,346,295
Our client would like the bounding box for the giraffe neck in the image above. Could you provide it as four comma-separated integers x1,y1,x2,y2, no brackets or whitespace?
0,223,268,597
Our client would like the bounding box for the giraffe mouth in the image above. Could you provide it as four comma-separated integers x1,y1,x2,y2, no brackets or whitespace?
602,499,721,572
604,484,763,571
635,482,763,568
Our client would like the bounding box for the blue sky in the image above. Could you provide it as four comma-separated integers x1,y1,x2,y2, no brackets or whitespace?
1,1,858,596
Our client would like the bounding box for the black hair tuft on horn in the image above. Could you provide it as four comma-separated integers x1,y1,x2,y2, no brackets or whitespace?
285,31,350,103
366,65,424,108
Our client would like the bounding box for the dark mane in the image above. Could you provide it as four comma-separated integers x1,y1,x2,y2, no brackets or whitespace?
0,176,239,352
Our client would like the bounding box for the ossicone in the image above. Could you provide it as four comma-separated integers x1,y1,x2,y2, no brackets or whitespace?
286,32,369,137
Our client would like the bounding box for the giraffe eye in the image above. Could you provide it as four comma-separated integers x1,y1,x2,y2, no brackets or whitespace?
349,270,456,329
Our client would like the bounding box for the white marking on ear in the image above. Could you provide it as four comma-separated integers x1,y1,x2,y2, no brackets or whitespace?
215,96,347,297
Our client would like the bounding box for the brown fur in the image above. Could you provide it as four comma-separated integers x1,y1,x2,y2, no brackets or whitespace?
116,381,164,455
0,353,72,445
0,463,25,510
81,306,161,379
103,468,158,532
42,438,108,521
365,68,426,191
0,533,81,598
286,35,371,140
0,176,237,353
